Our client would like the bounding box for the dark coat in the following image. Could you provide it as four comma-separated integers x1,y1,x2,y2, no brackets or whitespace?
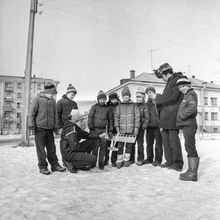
136,102,149,129
57,94,78,128
115,100,140,134
29,93,58,129
107,102,120,134
61,121,99,162
88,103,114,132
176,88,198,127
155,72,184,129
146,99,159,128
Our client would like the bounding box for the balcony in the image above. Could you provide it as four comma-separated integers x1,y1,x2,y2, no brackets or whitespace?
4,96,13,102
5,87,14,92
3,106,13,112
4,117,13,123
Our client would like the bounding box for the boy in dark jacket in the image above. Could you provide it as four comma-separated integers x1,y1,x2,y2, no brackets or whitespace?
115,87,140,168
176,76,199,181
88,90,114,169
135,87,149,166
57,84,78,165
29,82,66,175
104,92,121,167
61,110,107,173
144,86,163,167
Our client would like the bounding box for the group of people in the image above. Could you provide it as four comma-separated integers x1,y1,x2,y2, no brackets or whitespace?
29,62,200,182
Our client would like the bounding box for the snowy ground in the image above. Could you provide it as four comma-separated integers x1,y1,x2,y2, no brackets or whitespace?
0,136,220,220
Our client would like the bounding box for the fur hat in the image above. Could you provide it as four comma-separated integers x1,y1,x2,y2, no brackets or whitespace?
109,92,119,100
97,90,107,101
176,76,191,86
66,84,77,95
136,87,145,97
145,85,156,94
154,63,173,78
121,86,131,97
43,82,57,94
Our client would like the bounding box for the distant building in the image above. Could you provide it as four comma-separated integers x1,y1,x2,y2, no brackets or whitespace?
106,70,220,133
0,74,59,134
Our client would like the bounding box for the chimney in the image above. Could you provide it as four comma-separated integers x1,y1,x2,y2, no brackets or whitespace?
192,75,195,79
130,70,135,79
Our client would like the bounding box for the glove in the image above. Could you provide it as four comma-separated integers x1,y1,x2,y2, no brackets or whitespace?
108,132,113,139
134,128,139,136
53,128,59,135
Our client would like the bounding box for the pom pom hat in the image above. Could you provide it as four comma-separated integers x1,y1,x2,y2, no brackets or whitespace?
66,84,77,95
43,82,57,94
121,86,131,97
176,76,191,86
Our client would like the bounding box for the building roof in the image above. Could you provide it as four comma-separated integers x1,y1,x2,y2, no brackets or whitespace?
107,72,220,94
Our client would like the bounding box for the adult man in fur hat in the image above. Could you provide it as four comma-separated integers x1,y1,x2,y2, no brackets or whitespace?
150,63,184,171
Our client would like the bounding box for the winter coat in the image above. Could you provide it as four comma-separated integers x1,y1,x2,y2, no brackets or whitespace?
146,99,160,128
29,93,58,129
57,94,78,128
176,88,198,127
155,72,184,129
115,100,140,134
107,102,120,134
88,103,114,132
136,102,149,129
61,121,99,162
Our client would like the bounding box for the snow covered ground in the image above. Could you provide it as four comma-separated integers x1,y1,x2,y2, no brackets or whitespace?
0,136,220,220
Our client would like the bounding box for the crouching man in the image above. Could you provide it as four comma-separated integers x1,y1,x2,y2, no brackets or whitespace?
61,110,107,173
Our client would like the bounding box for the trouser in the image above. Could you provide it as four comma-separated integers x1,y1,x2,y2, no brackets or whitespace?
117,142,133,162
35,127,59,169
136,128,145,162
182,120,198,157
60,132,65,163
104,140,118,164
92,138,107,163
146,127,163,163
161,129,183,169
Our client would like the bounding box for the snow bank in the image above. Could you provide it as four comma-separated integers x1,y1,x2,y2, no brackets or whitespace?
0,138,220,220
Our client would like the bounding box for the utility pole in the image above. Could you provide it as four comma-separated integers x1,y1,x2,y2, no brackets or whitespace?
19,0,38,146
147,49,157,72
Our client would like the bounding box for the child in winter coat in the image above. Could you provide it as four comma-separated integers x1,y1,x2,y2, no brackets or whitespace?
104,92,121,167
144,86,163,167
61,110,107,173
57,84,78,166
176,76,199,181
135,87,149,166
115,86,140,168
29,82,66,175
88,90,114,169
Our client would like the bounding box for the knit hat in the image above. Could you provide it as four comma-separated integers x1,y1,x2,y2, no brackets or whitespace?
109,92,119,100
121,86,131,97
176,76,191,86
43,82,57,94
97,90,107,101
145,85,156,94
154,63,173,78
66,84,77,95
136,87,145,97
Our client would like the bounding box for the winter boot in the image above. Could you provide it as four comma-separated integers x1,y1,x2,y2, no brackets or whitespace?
99,162,104,170
179,157,199,181
117,161,124,169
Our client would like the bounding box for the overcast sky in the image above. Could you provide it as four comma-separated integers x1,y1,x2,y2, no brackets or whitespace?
1,0,220,100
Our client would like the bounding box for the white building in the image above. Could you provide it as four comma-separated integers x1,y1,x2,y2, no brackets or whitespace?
106,70,220,133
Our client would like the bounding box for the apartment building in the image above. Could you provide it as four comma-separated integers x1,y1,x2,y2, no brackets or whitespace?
106,70,220,133
0,74,59,134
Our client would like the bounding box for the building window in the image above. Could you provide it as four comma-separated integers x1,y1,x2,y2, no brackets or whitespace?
213,128,218,133
210,98,217,106
205,112,208,121
37,83,42,90
17,103,21,109
211,112,218,121
17,113,21,118
17,93,22,99
4,102,12,106
5,82,13,87
17,82,22,89
204,97,208,105
16,123,21,129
